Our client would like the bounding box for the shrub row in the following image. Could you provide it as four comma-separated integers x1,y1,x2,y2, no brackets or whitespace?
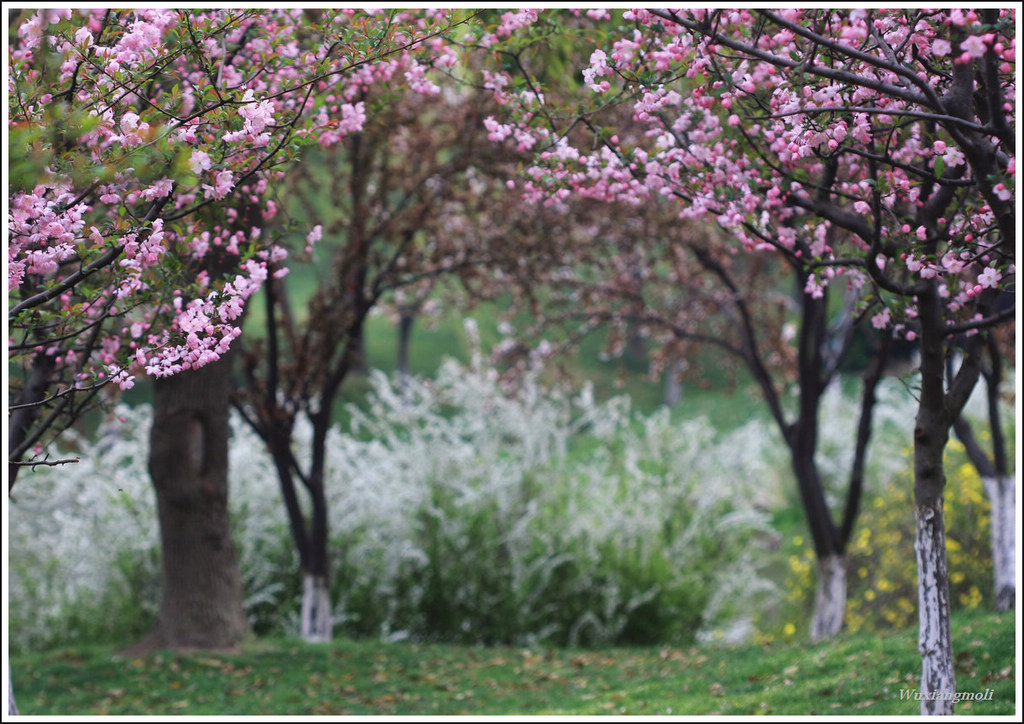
8,360,1011,652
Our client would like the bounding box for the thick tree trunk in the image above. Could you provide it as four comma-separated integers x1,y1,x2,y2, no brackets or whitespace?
301,572,333,642
982,475,1015,611
133,353,249,652
913,283,958,716
809,554,847,641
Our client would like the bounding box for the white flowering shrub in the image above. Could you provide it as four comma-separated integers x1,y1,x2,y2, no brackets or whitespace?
7,404,161,651
15,358,968,651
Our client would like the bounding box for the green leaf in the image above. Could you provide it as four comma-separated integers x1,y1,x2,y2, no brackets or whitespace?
934,156,945,179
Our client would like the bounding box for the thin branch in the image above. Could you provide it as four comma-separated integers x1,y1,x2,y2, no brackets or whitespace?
10,456,81,469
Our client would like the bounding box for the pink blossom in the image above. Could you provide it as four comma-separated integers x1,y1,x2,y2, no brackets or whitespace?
960,35,988,58
203,170,234,200
405,63,440,95
189,150,212,174
74,26,94,47
804,274,825,299
484,116,513,142
871,308,891,329
942,146,965,167
337,102,366,135
110,366,136,390
141,177,173,200
932,38,952,56
941,253,966,274
583,49,612,93
238,89,275,134
977,266,1001,288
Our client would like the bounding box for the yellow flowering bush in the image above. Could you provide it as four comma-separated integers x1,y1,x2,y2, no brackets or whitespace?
779,440,996,636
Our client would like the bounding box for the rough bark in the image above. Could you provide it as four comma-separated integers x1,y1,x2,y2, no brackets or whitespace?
128,352,249,653
810,554,847,641
982,475,1015,612
301,572,333,642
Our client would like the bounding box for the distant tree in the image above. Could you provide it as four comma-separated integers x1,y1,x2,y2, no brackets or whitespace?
951,317,1016,611
231,70,523,641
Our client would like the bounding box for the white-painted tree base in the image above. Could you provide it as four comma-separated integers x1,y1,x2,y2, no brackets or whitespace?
809,554,846,641
915,504,956,715
301,573,333,643
982,475,1015,611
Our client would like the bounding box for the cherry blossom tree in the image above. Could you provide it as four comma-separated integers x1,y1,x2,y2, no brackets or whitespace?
8,7,472,477
230,63,537,641
477,8,1015,715
483,83,901,645
470,8,893,643
7,7,480,697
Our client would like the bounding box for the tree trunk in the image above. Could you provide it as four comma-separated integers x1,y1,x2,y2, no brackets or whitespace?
132,352,249,652
913,283,958,715
951,334,1014,613
301,572,333,642
662,357,682,406
982,475,1015,611
7,349,56,491
397,308,415,406
809,554,847,640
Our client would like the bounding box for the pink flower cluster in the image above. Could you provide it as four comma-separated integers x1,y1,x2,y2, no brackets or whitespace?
479,8,1015,330
9,8,466,403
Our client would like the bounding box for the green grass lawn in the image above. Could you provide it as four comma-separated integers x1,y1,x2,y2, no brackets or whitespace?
11,608,1015,716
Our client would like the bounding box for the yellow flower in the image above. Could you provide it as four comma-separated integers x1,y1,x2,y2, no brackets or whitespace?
865,590,876,601
783,623,796,636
